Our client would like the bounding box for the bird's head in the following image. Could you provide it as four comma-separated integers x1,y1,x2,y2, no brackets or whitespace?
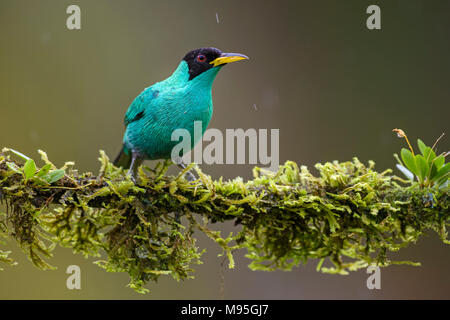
183,47,248,81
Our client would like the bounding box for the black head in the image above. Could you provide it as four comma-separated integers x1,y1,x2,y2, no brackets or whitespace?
183,47,223,80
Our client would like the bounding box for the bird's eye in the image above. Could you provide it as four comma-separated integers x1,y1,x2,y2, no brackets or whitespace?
196,54,207,62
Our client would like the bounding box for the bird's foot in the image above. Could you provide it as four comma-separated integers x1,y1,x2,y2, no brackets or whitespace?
127,169,138,184
185,170,197,182
176,162,198,183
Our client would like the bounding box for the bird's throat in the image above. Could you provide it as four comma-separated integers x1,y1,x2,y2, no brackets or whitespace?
165,61,221,90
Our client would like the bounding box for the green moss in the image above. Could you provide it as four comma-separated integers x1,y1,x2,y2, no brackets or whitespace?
0,209,16,270
0,149,448,293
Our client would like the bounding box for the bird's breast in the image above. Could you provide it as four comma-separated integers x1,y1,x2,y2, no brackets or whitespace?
124,86,213,160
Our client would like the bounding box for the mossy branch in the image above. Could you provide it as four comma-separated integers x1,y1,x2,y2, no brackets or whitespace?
0,148,448,293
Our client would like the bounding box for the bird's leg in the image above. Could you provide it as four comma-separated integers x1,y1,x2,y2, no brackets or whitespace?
177,161,197,182
128,152,143,184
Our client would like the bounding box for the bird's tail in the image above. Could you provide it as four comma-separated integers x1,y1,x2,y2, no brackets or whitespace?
113,145,132,169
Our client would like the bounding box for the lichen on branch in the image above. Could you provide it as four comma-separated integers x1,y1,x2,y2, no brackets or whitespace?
0,148,448,293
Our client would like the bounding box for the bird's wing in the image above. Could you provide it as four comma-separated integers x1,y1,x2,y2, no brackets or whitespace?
124,87,159,126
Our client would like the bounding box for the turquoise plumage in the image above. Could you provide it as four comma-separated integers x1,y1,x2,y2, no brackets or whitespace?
114,47,248,180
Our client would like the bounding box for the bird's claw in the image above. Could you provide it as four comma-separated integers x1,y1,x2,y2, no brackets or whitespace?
185,171,197,182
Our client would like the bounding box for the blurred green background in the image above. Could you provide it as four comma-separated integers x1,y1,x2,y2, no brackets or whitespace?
0,0,449,299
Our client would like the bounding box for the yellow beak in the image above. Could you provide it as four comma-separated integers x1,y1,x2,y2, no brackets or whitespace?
210,52,249,67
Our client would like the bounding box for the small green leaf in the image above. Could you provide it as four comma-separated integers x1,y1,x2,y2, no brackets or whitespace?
424,148,436,162
415,155,429,184
436,174,449,187
434,163,450,186
417,139,427,155
44,170,65,184
6,162,22,174
417,139,436,162
35,163,52,177
433,155,445,170
23,159,37,179
427,156,444,183
401,148,418,176
3,148,31,161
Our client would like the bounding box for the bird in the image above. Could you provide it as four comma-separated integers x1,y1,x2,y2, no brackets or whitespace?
113,47,248,181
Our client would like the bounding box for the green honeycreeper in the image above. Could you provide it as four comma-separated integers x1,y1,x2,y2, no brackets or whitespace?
114,47,248,180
